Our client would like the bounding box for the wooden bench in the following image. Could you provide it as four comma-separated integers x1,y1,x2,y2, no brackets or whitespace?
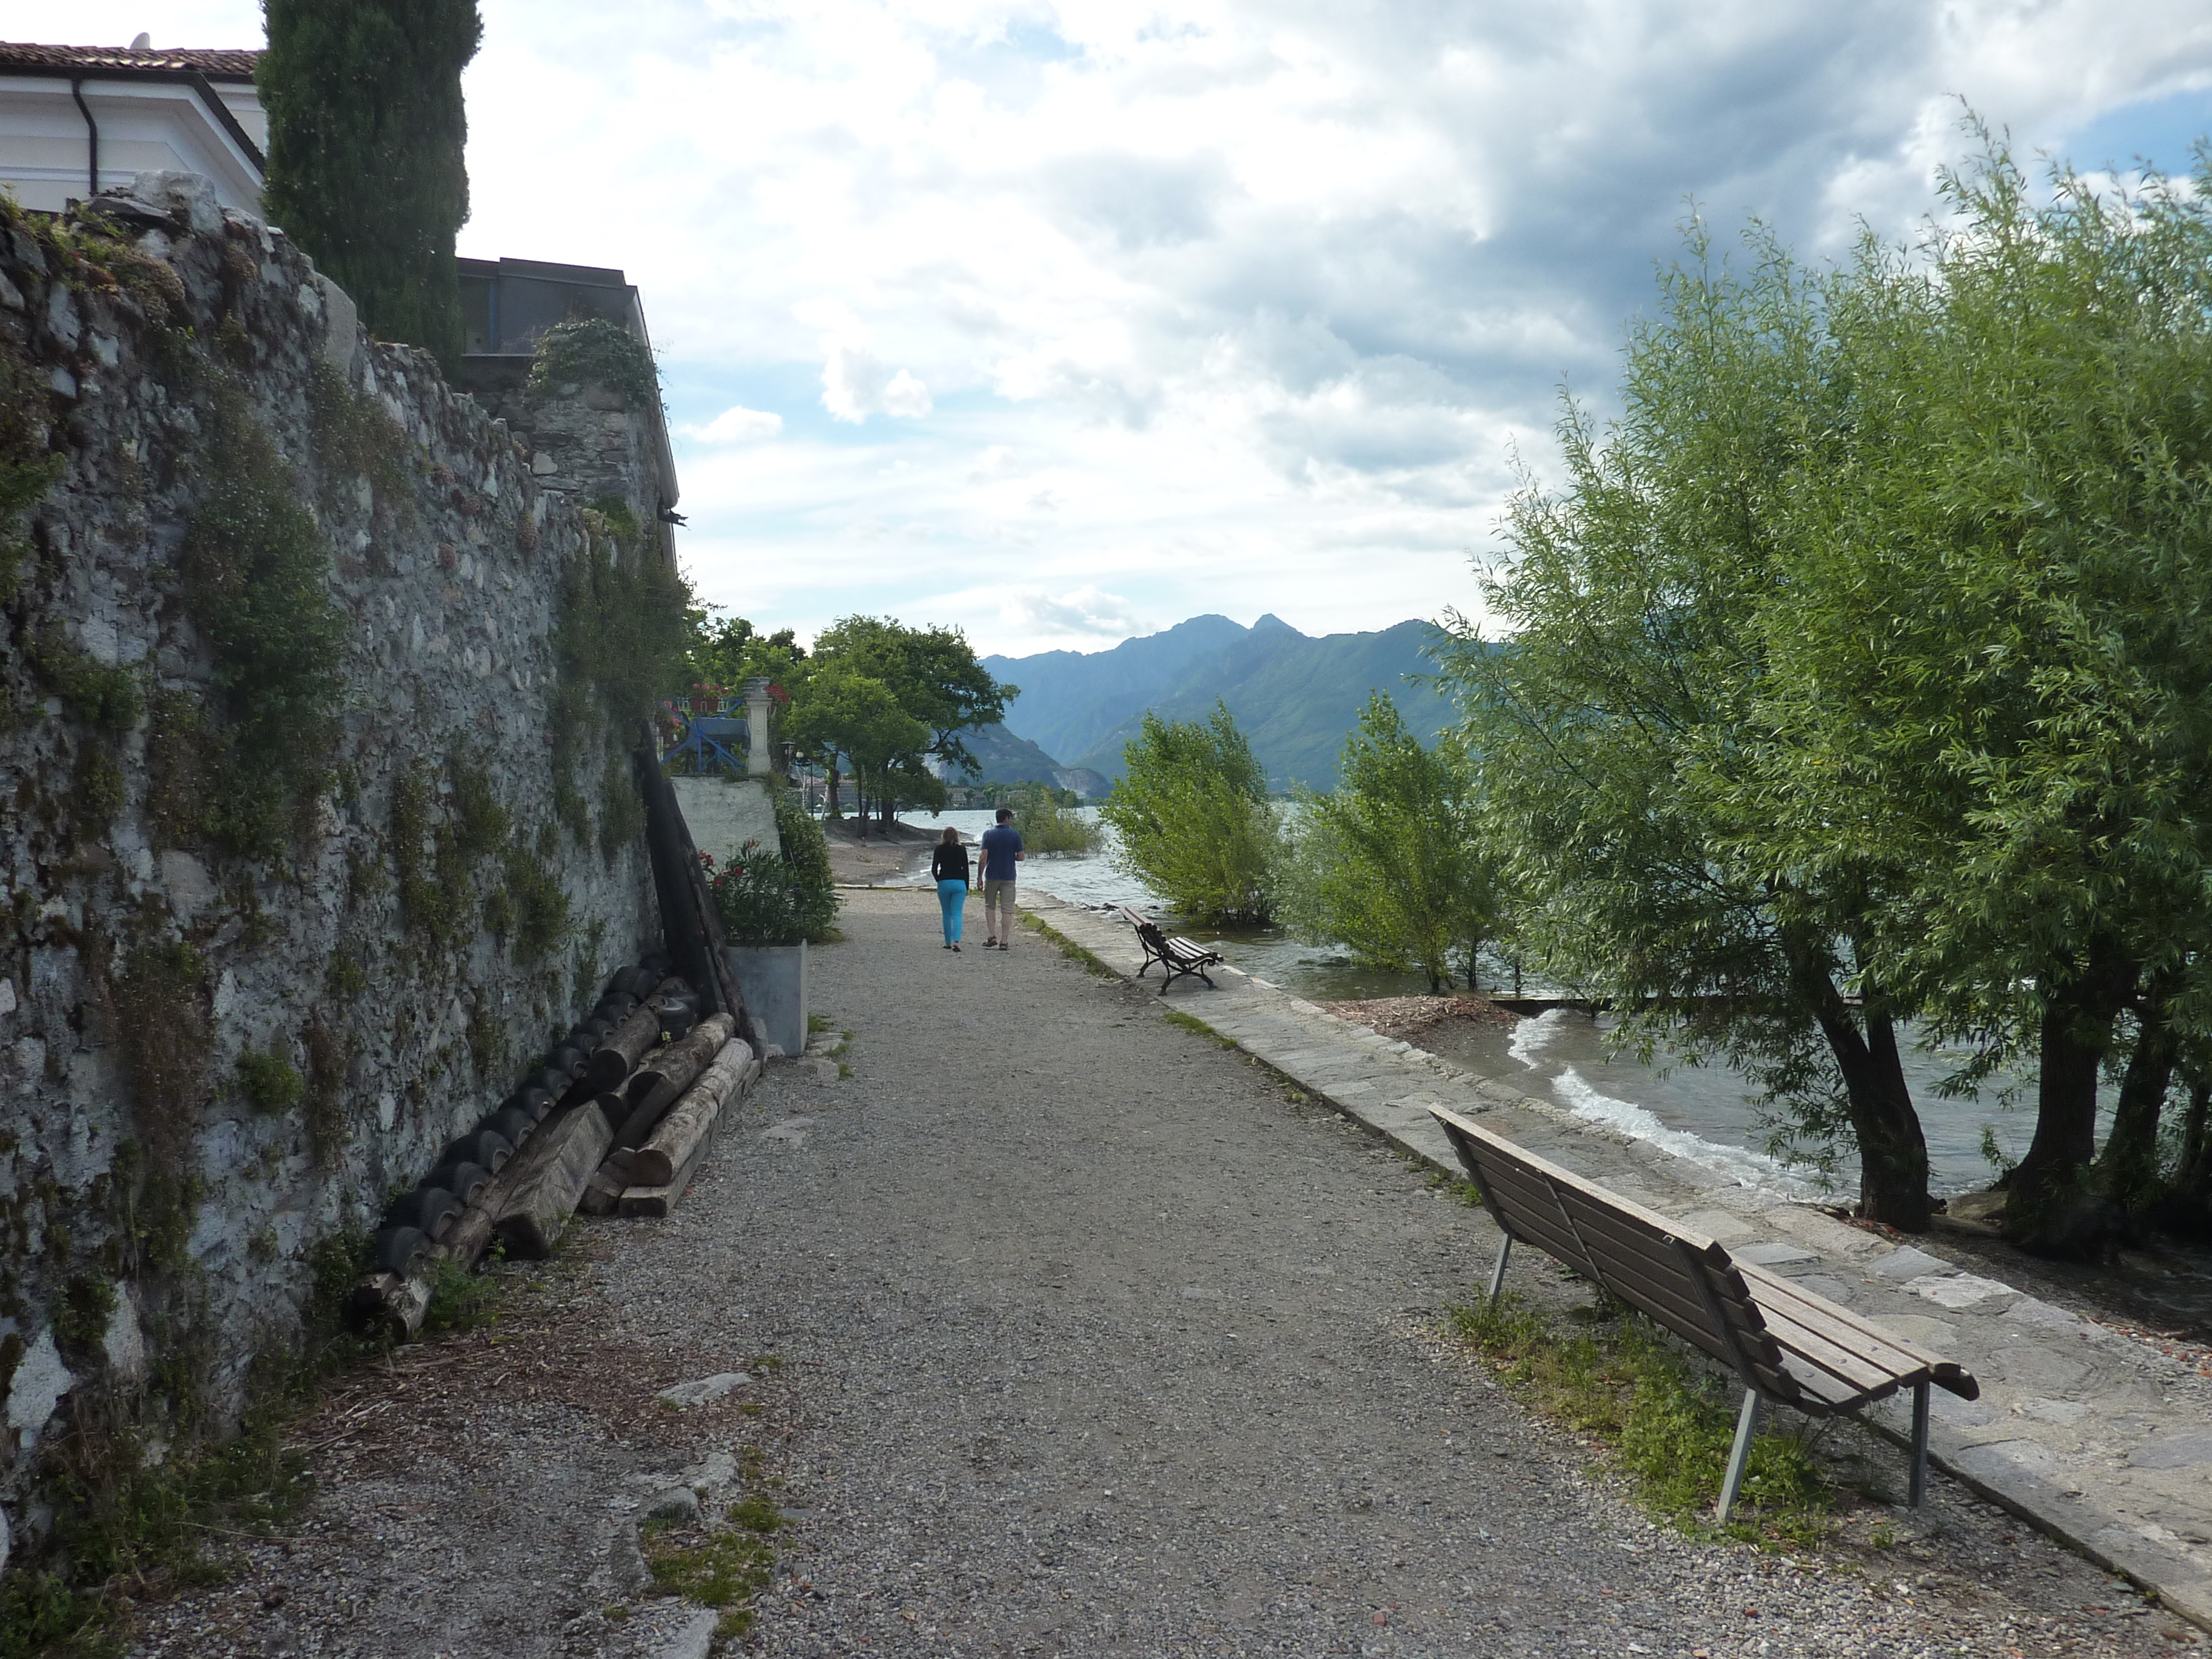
1117,905,1224,994
1431,1105,1979,1520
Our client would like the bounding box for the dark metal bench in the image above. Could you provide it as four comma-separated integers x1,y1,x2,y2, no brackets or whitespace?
1118,905,1224,994
1432,1105,1979,1520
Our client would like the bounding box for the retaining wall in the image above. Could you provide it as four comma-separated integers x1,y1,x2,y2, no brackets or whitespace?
0,172,674,1561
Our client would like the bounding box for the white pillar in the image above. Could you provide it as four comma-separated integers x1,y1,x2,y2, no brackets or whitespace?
743,676,774,778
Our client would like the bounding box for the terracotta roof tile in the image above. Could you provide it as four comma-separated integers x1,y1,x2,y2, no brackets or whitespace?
0,42,261,81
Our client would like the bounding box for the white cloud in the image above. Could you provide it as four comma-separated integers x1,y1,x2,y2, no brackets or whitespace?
685,405,785,443
1000,585,1147,641
67,1,2212,654
822,340,934,422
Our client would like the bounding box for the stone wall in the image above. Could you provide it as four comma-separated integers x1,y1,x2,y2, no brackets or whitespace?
0,173,677,1558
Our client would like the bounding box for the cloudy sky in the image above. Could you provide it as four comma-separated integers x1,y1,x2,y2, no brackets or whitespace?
33,2,2212,655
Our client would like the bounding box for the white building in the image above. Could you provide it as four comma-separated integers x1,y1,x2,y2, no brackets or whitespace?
0,37,264,215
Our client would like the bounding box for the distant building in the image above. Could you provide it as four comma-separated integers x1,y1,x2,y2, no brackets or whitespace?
0,38,264,213
454,257,682,560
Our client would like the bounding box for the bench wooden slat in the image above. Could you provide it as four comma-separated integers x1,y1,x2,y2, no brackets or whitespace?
1433,1104,1981,1415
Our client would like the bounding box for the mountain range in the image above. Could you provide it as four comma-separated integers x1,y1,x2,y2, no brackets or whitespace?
972,614,1458,793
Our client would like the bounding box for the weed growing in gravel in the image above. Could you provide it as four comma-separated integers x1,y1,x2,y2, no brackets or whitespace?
1016,912,1117,978
0,1233,390,1657
642,1495,783,1639
421,1258,500,1335
1162,1008,1236,1048
1450,1291,1831,1547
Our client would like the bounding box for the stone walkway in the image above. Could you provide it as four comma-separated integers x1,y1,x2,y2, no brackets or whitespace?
1019,891,2212,1630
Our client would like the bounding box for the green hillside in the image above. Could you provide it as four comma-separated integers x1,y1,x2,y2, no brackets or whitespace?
985,615,1456,792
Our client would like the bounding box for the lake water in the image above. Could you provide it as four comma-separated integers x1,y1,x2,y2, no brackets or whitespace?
886,809,2094,1200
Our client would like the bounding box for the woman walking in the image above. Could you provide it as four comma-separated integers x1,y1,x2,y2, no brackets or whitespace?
931,826,970,950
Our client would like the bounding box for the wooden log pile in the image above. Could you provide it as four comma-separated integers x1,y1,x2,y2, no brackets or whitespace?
352,958,766,1335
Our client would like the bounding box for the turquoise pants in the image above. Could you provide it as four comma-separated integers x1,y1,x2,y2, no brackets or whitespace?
936,879,967,943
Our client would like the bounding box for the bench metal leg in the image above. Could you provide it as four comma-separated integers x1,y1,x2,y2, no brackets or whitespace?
1486,1235,1513,1305
1717,1388,1760,1523
1909,1379,1930,1509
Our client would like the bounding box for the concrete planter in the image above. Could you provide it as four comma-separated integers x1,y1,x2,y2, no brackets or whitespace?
725,942,807,1056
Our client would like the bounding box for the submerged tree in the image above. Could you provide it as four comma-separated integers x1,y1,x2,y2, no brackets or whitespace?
1102,702,1280,926
1281,694,1499,993
259,0,483,372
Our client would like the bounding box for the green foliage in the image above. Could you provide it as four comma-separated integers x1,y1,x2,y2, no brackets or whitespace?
1,1225,385,1658
549,515,691,848
530,318,659,407
305,358,411,512
420,1258,498,1334
771,787,833,891
53,1275,117,1365
684,612,806,698
447,750,510,857
258,0,481,370
1099,702,1281,924
236,1048,304,1116
783,616,1011,819
27,625,142,733
643,1494,783,1640
390,768,459,945
1432,206,1938,1225
0,321,62,605
1280,694,1498,992
702,842,839,947
115,941,212,1167
1450,1293,1829,1541
782,662,930,819
180,387,347,858
501,837,572,963
995,784,1096,854
302,1015,352,1168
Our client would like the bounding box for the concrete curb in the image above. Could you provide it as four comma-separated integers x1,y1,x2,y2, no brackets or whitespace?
1015,890,2212,1631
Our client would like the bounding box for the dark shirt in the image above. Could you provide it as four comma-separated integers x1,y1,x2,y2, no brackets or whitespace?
979,823,1024,880
931,843,970,883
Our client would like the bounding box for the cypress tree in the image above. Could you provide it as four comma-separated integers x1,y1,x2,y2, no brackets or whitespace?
257,0,482,373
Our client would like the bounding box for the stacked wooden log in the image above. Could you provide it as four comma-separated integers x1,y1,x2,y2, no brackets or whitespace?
352,958,765,1335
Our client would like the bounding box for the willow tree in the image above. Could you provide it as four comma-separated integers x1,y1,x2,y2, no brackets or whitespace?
1102,703,1280,925
1738,144,2212,1250
1437,222,1939,1228
258,0,483,372
1281,694,1500,993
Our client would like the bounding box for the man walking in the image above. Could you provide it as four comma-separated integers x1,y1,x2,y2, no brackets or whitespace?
979,805,1025,950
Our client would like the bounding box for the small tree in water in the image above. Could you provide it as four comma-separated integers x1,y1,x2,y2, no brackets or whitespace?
1281,694,1500,993
1101,702,1279,925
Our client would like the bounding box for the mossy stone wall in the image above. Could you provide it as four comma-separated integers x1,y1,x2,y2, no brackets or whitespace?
0,172,669,1562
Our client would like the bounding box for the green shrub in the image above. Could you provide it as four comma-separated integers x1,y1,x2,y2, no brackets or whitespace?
703,840,838,947
996,783,1096,854
1099,702,1281,924
237,1048,304,1115
1450,1291,1831,1542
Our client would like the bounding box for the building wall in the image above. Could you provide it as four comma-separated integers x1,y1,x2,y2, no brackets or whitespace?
0,172,672,1559
0,76,264,213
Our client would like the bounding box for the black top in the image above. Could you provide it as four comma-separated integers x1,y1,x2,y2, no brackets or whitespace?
931,843,970,883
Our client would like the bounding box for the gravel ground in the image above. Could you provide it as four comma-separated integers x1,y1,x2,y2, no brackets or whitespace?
124,890,2197,1657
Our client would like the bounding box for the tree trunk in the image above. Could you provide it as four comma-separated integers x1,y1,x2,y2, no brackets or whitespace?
1807,994,1932,1231
2008,949,2133,1258
825,762,842,819
1785,933,1931,1229
2097,987,2176,1214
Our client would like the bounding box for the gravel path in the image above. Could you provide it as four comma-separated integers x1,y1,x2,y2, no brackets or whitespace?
126,891,2190,1657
